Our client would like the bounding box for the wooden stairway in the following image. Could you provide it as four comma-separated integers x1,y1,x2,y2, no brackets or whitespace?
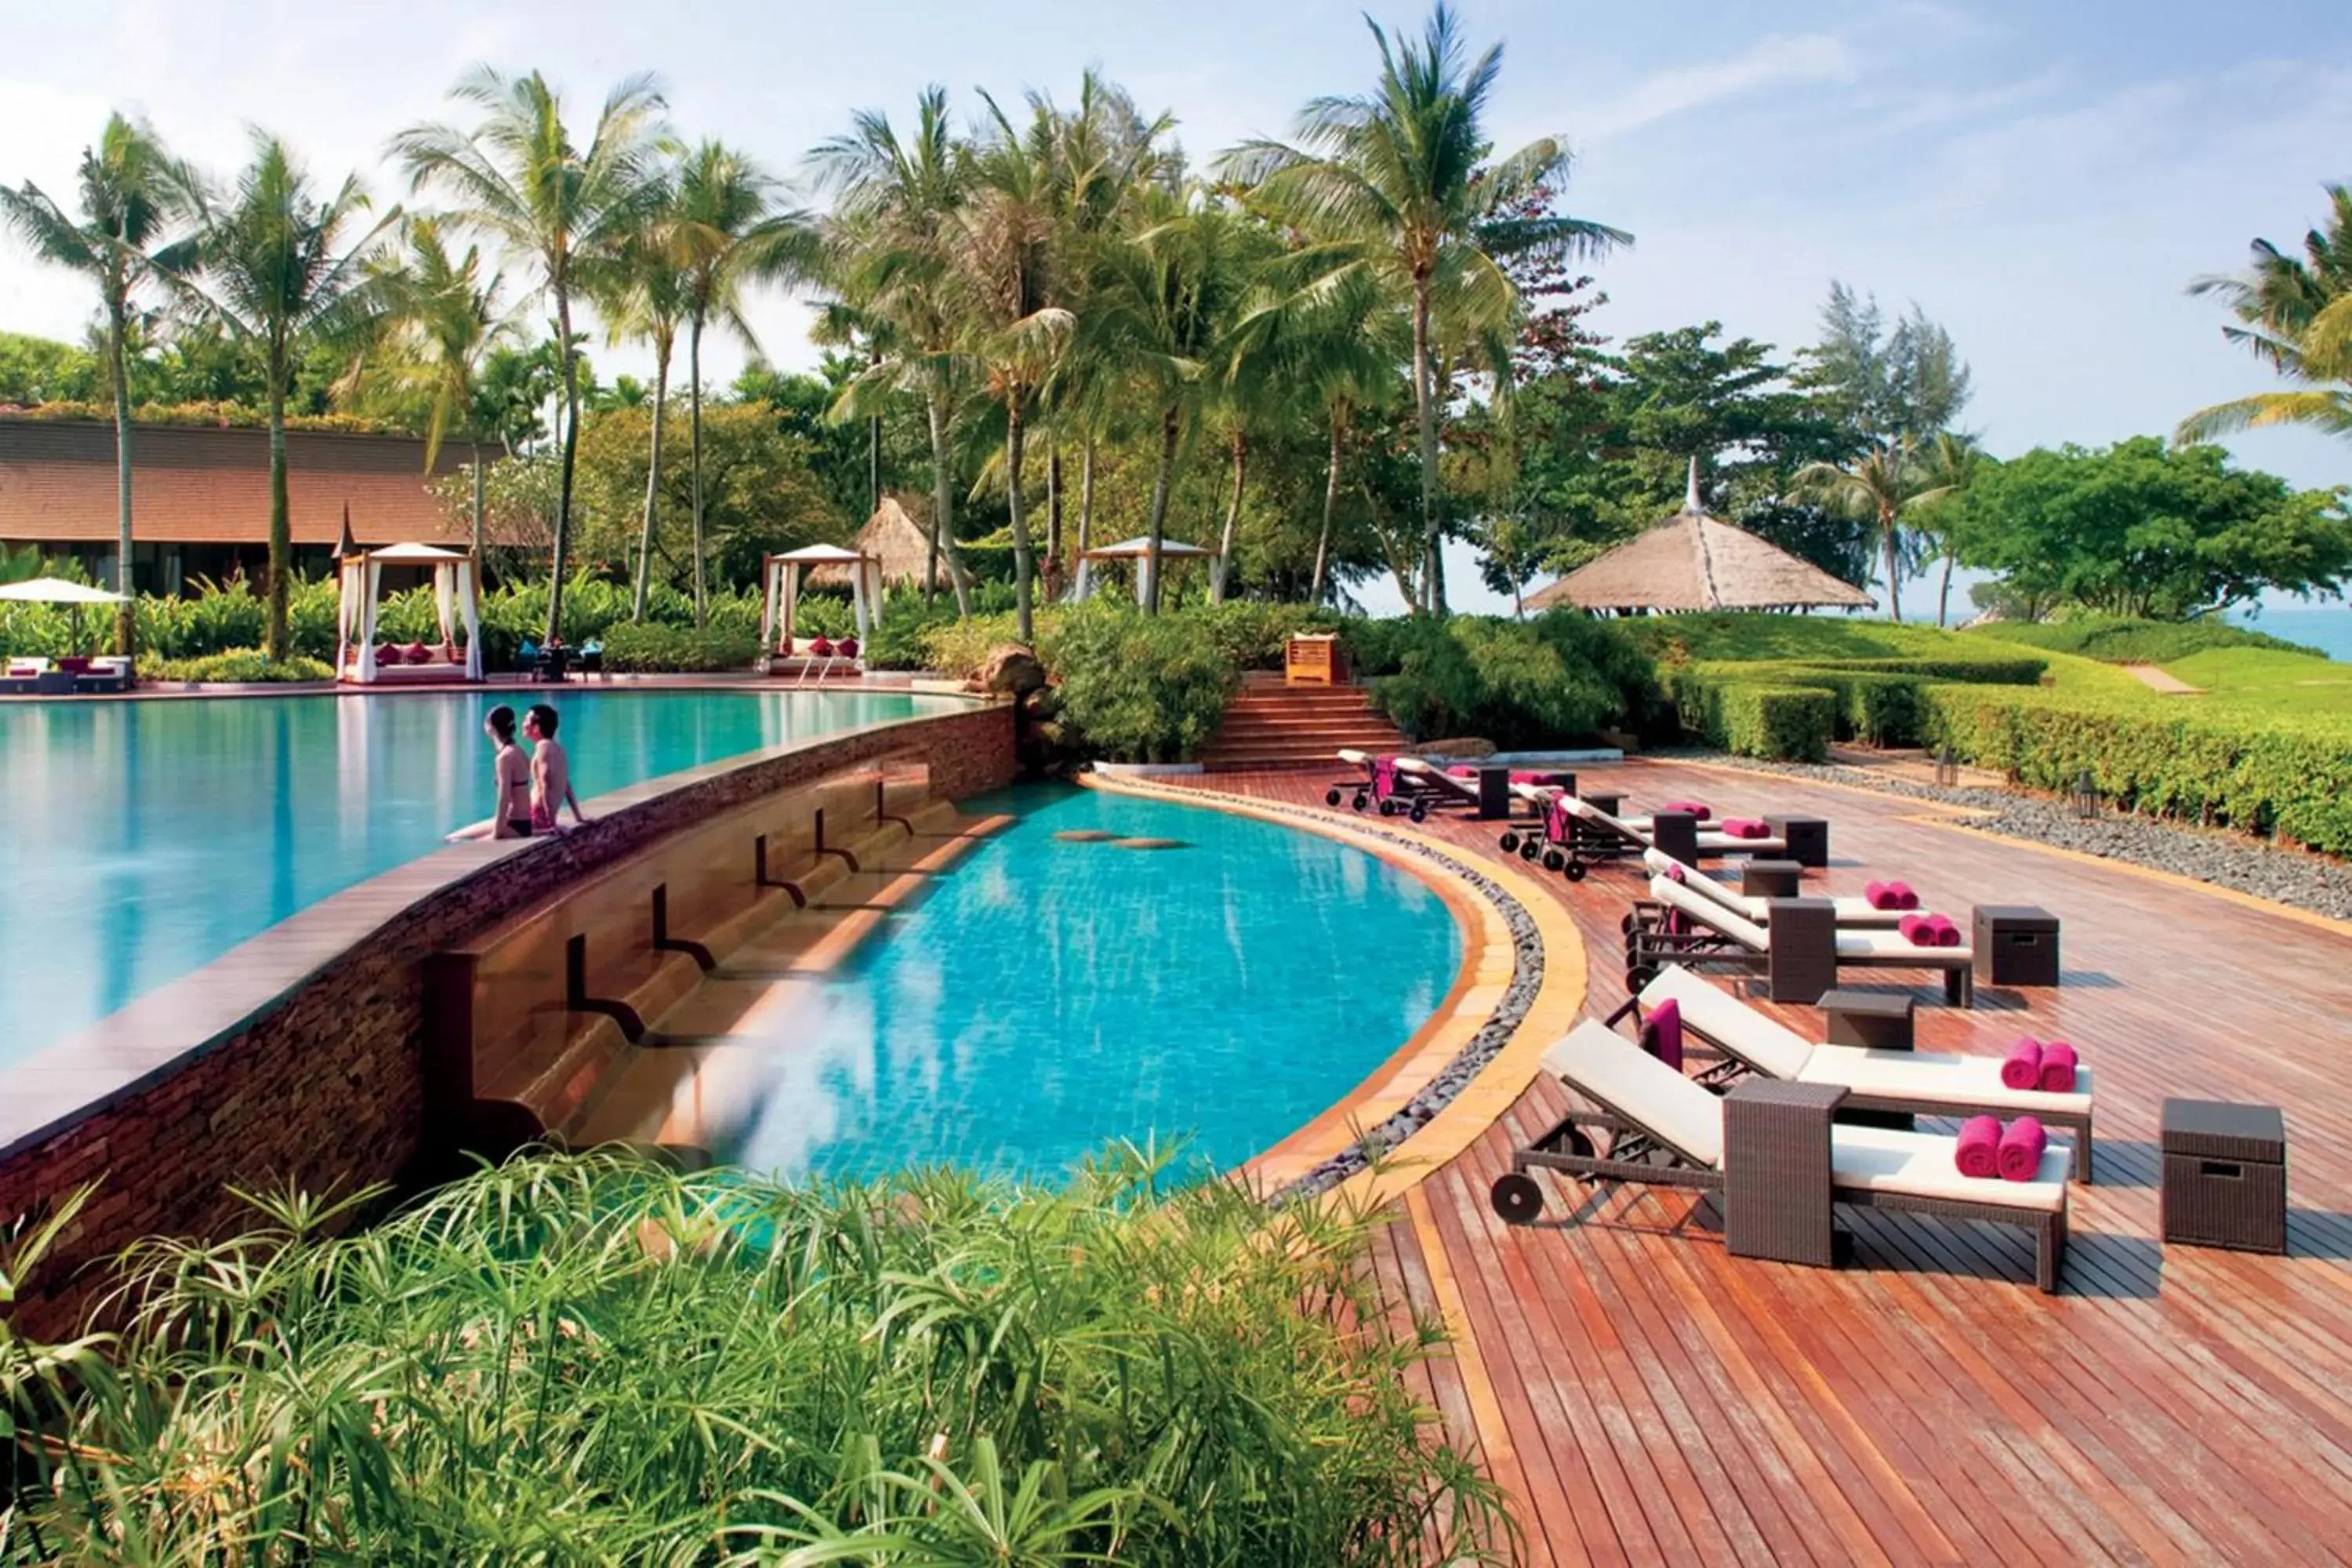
1196,673,1406,771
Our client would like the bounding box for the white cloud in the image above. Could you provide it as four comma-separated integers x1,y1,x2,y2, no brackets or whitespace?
1581,34,1861,142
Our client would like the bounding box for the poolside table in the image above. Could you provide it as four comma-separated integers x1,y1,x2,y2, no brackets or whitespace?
1739,859,1806,898
1820,989,1916,1131
1765,813,1831,868
2161,1098,2288,1254
1724,1079,1846,1269
1973,905,2061,987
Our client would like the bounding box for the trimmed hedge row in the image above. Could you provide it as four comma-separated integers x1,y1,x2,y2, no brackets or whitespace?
1664,652,2049,757
1921,684,2352,857
1662,666,1839,761
1966,615,2324,663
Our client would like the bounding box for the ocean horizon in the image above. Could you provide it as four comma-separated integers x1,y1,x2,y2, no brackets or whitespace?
2227,604,2352,662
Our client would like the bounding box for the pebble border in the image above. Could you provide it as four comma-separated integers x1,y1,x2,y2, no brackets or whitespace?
1120,787,1546,1203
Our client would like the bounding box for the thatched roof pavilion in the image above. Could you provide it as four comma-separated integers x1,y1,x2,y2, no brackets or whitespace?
1525,461,1875,615
808,494,938,587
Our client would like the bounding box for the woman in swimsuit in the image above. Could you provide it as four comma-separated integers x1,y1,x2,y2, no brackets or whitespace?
446,706,538,841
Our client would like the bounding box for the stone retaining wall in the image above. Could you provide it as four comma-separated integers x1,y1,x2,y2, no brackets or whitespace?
0,701,1015,1340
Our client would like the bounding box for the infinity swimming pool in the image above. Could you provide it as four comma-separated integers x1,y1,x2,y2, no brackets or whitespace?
713,784,1461,1182
0,688,958,1065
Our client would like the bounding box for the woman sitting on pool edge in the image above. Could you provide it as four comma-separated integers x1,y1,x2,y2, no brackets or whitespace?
525,702,589,833
448,705,536,841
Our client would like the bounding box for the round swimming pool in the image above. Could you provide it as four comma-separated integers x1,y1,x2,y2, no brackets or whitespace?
712,783,1463,1183
0,688,962,1065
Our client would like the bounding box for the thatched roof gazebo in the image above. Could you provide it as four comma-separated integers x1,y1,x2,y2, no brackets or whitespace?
809,494,937,588
1526,461,1875,615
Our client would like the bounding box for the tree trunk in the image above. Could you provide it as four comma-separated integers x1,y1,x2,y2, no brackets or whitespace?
1411,274,1445,617
1211,427,1247,604
631,340,671,621
1881,510,1903,623
924,391,971,617
1006,394,1035,643
108,296,136,656
1143,405,1180,614
1311,407,1344,605
1046,442,1062,597
1937,550,1955,628
688,316,707,631
1078,433,1095,560
264,355,291,662
868,414,881,518
550,287,581,645
470,439,487,564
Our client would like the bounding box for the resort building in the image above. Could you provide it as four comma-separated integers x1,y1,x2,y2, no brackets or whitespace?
0,416,498,590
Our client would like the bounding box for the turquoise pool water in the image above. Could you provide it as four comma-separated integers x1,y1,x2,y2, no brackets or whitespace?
713,784,1462,1183
0,689,955,1066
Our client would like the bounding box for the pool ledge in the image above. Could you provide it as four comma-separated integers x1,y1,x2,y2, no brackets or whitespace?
1082,773,1586,1209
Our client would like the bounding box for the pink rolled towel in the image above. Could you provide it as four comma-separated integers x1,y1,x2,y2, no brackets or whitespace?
1889,880,1920,910
2000,1036,2043,1091
1866,880,1896,910
1997,1117,2049,1181
1955,1116,2002,1178
1641,997,1685,1071
1660,799,1711,820
1898,913,1933,946
1924,913,1962,947
1721,818,1769,839
2038,1041,2078,1093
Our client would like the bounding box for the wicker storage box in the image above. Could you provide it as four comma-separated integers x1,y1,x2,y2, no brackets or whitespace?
2161,1098,2286,1254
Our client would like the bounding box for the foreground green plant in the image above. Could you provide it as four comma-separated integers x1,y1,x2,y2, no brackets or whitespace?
0,1146,1504,1566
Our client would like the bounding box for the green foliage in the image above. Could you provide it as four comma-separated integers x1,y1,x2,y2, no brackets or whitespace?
1360,611,1653,747
2162,647,2352,715
1964,614,2325,663
1047,605,1244,763
1661,666,1838,760
1944,437,2352,619
1922,684,2352,856
0,1148,1501,1564
136,649,334,682
596,622,760,672
1618,612,2002,666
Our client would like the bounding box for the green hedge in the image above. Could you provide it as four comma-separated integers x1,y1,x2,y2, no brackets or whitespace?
136,650,335,683
1966,615,2324,663
1660,652,2045,756
1922,684,2352,856
1661,666,1838,760
1047,605,1244,764
596,623,761,673
1353,611,1657,747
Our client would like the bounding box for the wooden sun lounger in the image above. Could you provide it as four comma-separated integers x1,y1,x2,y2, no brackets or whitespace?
1492,1021,2070,1291
1639,849,1903,927
1628,875,1976,1006
1624,964,2096,1179
1537,790,1788,880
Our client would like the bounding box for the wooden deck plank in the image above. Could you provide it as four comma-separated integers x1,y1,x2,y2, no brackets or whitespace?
1172,764,2352,1565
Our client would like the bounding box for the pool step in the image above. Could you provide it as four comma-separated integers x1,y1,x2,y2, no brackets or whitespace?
1197,681,1404,771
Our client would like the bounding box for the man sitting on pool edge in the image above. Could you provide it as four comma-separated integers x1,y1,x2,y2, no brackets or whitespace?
525,703,590,833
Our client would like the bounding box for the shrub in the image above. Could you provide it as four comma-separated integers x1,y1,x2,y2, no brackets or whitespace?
136,649,335,683
1361,612,1652,747
1965,614,2325,663
1921,684,2352,856
0,1150,1503,1564
1661,666,1838,760
596,622,760,673
1049,605,1240,762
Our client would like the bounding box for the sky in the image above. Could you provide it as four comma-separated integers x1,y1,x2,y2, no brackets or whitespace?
2,0,2350,615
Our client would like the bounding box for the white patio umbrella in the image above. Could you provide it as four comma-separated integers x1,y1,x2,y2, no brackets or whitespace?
0,577,130,655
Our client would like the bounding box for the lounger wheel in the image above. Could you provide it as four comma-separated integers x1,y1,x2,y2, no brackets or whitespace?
1541,849,1564,872
1377,798,1397,816
1619,913,1638,936
1351,792,1368,811
1497,831,1519,854
1563,861,1588,882
1625,964,1658,993
1490,1171,1545,1225
1519,840,1539,862
1409,801,1428,822
1325,787,1343,807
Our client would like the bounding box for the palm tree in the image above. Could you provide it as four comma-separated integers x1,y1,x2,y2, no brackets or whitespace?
393,67,669,643
1219,2,1627,615
2181,184,2352,448
1,114,192,653
176,134,397,659
672,140,812,628
375,215,509,566
586,183,687,621
812,89,981,615
1795,440,1946,624
944,96,1076,642
1913,430,1983,627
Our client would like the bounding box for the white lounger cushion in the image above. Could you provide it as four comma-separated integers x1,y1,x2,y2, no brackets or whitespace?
1543,1021,1726,1167
1639,849,1898,926
1837,927,1973,964
1544,1020,2070,1210
1828,1123,2070,1211
1649,876,1771,950
1338,748,1377,767
1639,964,1814,1078
1800,1045,2095,1118
1395,757,1478,797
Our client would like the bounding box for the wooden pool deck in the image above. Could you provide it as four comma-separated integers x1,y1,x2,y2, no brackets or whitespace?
1171,762,2352,1566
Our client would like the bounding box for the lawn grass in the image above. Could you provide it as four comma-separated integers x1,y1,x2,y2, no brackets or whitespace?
1621,613,2143,698
2165,646,2352,715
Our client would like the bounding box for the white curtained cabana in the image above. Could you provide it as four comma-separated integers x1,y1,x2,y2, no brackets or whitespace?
761,544,883,658
1073,535,1214,607
336,543,483,683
